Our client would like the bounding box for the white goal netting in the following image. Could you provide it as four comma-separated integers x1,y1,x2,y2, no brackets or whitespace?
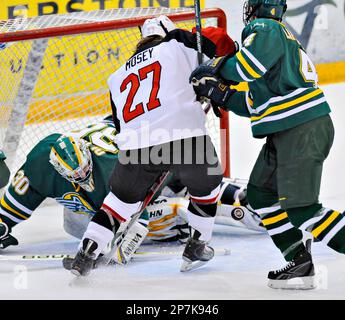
0,7,229,175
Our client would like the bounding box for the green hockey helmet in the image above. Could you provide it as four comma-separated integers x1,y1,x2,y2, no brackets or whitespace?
243,0,287,25
49,135,95,192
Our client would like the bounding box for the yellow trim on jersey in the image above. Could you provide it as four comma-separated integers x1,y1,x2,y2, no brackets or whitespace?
70,137,82,166
149,209,178,226
0,197,28,220
312,211,340,238
147,232,172,238
51,147,73,171
262,212,288,226
149,222,174,232
247,95,253,107
236,51,261,79
251,89,323,121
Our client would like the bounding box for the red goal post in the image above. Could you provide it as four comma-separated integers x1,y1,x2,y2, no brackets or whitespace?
0,7,230,177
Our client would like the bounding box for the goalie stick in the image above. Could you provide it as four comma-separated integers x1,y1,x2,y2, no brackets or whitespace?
0,248,230,263
94,170,171,267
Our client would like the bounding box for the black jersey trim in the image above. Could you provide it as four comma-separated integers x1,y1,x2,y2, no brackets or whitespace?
110,92,121,133
162,29,216,59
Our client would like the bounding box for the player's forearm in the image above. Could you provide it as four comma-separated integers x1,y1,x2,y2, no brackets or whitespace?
223,91,251,118
219,56,250,84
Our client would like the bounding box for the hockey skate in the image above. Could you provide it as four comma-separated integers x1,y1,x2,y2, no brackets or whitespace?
180,235,214,272
64,238,98,276
267,244,315,290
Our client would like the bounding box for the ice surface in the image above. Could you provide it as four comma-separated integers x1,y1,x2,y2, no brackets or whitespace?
1,82,345,300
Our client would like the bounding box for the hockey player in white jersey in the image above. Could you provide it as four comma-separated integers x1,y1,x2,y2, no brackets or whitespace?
67,15,239,276
0,116,262,257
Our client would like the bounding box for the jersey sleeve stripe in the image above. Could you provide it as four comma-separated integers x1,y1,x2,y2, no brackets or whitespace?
251,89,323,122
0,207,22,223
236,51,262,79
242,47,267,74
251,97,326,126
245,91,254,113
5,190,33,215
254,88,309,114
0,197,29,220
236,63,254,82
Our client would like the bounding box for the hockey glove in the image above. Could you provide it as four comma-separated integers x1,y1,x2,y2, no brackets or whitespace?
192,76,236,117
0,221,18,249
190,55,239,87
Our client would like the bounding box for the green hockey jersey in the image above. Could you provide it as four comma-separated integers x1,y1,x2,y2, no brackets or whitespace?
0,150,5,160
0,119,123,227
220,18,331,137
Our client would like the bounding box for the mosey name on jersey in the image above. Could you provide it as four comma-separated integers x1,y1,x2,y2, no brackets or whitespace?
126,48,154,70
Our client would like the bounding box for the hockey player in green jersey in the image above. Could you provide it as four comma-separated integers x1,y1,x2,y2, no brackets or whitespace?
190,0,343,289
0,117,151,261
0,117,262,262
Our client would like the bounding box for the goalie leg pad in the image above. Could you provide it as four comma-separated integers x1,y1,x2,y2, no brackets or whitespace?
63,207,91,239
113,222,149,265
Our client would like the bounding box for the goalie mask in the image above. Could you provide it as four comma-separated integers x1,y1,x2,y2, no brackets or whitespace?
243,0,287,25
141,15,176,38
49,136,95,192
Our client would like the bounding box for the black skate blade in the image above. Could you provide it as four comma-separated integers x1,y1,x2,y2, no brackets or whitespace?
268,276,316,290
62,257,74,270
180,259,208,272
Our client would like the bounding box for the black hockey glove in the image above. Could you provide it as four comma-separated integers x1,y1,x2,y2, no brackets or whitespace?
0,221,18,249
191,76,236,117
190,55,239,87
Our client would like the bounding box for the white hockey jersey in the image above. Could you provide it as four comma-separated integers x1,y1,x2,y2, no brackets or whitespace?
108,29,217,150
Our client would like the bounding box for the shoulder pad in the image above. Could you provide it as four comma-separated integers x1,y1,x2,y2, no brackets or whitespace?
244,18,279,34
242,18,280,44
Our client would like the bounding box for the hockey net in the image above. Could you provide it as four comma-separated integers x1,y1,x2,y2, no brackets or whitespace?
0,7,230,176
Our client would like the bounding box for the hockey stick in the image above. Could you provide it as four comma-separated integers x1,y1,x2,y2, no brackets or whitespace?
0,248,230,263
194,0,203,65
99,170,171,265
193,0,214,116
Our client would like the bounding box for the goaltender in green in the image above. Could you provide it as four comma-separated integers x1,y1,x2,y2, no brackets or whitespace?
0,117,263,263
